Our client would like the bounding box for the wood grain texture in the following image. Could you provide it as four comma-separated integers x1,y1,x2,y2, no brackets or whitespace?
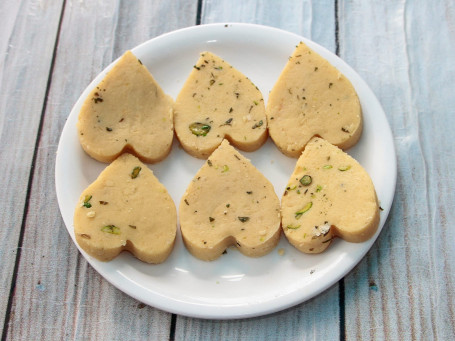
174,1,342,339
1,0,455,339
339,0,455,340
3,0,198,340
0,0,64,336
201,0,336,52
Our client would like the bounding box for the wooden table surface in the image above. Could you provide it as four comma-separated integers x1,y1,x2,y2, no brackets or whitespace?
1,0,454,340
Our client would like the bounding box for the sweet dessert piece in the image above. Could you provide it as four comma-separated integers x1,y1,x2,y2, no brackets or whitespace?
77,51,174,163
174,52,267,159
74,153,177,263
267,41,362,157
179,140,281,260
281,137,379,253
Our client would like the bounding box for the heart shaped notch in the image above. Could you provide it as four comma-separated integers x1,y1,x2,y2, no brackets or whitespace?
174,52,268,159
281,137,379,254
74,153,177,263
77,51,174,163
179,140,281,261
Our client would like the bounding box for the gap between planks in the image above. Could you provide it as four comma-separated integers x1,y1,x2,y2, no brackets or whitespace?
0,1,68,340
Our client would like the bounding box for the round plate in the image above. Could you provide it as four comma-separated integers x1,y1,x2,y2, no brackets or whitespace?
55,23,396,319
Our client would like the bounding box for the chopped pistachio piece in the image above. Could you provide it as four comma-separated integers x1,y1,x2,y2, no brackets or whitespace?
131,166,142,179
251,120,263,129
189,122,211,136
82,195,92,208
101,225,121,235
295,202,313,219
299,175,312,186
338,165,351,171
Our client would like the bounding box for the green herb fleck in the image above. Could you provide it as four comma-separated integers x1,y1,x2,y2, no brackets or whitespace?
222,165,229,173
246,191,252,194
189,122,211,136
295,202,313,219
316,185,323,192
131,166,141,179
101,225,121,235
299,175,312,186
207,160,213,166
106,127,112,132
323,165,333,169
238,217,250,223
209,79,215,86
226,203,230,208
220,118,233,126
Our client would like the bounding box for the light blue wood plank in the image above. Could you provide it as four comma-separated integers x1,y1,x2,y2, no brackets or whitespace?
0,0,64,335
201,0,336,51
5,0,198,340
176,286,339,341
339,0,455,339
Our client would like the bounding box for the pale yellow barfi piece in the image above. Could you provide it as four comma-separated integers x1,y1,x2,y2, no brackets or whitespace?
267,42,362,157
74,153,177,263
77,51,174,163
174,52,267,159
180,140,281,261
281,137,379,253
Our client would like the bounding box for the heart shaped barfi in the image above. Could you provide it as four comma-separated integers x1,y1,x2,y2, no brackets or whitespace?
281,137,379,253
174,52,267,159
77,51,174,163
179,139,281,261
266,42,362,157
74,153,177,263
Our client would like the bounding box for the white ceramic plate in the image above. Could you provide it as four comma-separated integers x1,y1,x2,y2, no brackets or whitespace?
55,23,396,319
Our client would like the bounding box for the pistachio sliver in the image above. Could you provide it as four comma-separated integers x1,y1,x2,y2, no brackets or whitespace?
101,225,121,235
287,224,301,229
295,202,313,219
